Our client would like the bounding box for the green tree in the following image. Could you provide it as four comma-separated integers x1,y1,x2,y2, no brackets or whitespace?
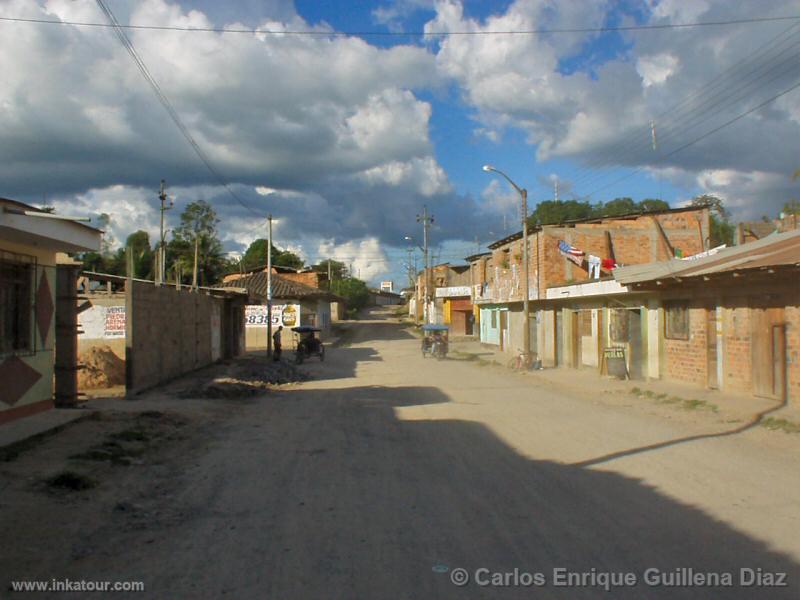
599,197,638,216
240,238,304,271
171,200,227,286
691,194,733,247
637,198,670,212
124,230,154,279
331,277,369,312
528,199,593,226
312,259,347,282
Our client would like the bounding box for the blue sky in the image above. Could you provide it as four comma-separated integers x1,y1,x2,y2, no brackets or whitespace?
3,0,799,288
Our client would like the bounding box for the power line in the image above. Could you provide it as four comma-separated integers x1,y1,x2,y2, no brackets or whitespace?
2,14,799,36
572,44,800,194
580,78,800,199
566,21,800,193
93,0,264,217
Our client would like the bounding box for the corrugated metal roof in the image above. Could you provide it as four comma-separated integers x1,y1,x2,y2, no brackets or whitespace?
219,271,339,301
614,229,800,285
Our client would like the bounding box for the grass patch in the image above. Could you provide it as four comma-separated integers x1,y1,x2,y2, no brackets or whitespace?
630,387,642,395
681,399,718,412
46,470,96,491
759,417,800,434
656,396,682,405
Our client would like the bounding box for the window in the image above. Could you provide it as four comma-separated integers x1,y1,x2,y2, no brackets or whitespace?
0,253,34,354
665,302,689,340
490,310,497,328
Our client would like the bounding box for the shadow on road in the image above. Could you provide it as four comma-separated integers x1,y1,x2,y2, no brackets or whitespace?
574,394,789,468
252,384,800,599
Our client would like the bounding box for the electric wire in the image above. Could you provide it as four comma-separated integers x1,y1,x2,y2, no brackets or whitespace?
566,22,800,194
1,14,798,36
579,78,800,199
94,0,264,217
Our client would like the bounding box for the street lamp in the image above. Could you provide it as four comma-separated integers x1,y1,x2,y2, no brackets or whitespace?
482,164,531,363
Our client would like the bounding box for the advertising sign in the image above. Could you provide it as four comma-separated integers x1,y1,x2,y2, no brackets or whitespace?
78,305,126,339
245,304,300,328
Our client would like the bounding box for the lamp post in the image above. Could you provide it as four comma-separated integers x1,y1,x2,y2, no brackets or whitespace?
415,208,434,323
483,165,530,362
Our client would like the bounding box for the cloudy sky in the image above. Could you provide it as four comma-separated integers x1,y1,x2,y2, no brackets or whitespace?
2,0,799,286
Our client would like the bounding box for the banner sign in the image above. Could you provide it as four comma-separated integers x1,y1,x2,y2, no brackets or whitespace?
435,286,472,298
245,304,300,328
79,305,126,339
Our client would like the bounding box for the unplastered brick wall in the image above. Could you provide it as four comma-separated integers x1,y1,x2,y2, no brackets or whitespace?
664,305,708,387
721,303,753,394
280,271,325,289
539,209,708,289
787,304,800,405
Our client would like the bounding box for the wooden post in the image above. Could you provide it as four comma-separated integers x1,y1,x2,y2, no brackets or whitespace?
54,264,80,407
125,246,134,396
192,236,199,291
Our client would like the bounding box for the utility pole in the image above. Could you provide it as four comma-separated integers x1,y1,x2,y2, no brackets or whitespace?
157,179,172,285
191,236,199,291
416,206,434,323
267,215,273,359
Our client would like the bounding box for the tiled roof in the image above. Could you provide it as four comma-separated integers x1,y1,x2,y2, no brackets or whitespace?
219,271,337,301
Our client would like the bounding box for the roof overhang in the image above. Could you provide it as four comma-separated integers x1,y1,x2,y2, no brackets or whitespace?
546,278,633,300
1,205,101,253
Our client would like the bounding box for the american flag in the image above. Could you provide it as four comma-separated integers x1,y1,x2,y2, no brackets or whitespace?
558,240,584,266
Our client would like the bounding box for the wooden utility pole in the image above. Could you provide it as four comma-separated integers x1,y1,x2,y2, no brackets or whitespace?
192,236,199,291
157,179,172,285
267,215,273,358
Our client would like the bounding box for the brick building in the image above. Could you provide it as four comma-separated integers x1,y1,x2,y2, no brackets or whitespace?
615,229,800,404
469,206,710,354
411,263,473,333
220,271,338,349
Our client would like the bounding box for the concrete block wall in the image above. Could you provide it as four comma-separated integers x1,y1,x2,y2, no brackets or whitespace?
128,282,224,393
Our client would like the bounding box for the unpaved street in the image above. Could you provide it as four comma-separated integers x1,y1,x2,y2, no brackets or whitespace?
2,310,799,598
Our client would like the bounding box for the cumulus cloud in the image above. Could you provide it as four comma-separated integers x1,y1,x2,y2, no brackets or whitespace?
0,0,439,197
317,238,390,281
425,0,800,217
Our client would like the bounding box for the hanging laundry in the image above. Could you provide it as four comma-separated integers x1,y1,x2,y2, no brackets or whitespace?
587,255,601,279
558,240,585,266
601,258,617,271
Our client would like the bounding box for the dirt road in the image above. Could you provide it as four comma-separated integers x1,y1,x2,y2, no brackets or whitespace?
2,310,799,598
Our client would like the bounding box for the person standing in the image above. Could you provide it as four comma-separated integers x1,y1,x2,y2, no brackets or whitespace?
272,326,283,361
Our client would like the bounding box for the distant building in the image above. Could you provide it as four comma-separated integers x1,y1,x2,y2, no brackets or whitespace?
368,288,403,306
220,271,340,348
380,281,394,293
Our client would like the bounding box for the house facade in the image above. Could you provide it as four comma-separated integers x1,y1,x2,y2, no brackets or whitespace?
468,206,711,355
614,229,800,404
221,271,336,349
1,199,102,423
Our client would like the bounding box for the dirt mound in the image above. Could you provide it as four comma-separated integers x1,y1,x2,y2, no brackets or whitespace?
78,345,125,389
175,360,309,400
